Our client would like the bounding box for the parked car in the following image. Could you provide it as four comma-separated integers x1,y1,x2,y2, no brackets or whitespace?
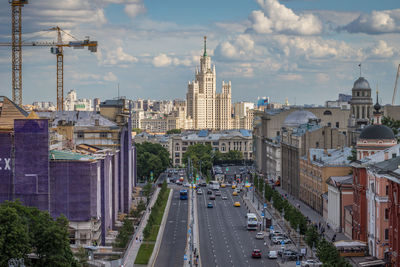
268,250,278,259
251,249,262,258
281,250,302,261
301,259,322,267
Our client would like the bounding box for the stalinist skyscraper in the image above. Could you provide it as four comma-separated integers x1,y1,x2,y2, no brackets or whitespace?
186,36,232,130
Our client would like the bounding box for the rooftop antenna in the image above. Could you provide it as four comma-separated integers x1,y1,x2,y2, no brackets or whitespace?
358,63,362,77
118,83,120,99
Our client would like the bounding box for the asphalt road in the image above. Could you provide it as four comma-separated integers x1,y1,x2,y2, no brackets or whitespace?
197,186,279,267
154,186,188,267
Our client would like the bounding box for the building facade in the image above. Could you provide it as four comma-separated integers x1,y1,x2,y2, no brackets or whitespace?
170,130,252,166
299,148,352,214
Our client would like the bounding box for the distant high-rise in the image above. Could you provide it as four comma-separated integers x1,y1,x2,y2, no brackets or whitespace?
186,36,232,130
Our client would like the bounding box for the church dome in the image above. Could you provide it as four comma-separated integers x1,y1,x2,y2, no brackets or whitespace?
359,125,395,140
353,77,371,90
283,110,318,128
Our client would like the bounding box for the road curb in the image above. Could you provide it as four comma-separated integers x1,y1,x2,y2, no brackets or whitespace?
149,188,173,267
193,192,201,267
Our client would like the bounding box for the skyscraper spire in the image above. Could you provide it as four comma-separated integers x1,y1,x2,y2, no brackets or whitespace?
203,36,207,57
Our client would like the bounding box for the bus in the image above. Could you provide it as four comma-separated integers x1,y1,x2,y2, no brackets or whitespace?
209,181,220,190
334,240,368,257
180,189,188,200
246,213,258,230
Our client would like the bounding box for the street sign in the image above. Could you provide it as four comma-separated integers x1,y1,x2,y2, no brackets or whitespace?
264,203,267,208
296,261,301,266
184,255,187,261
188,229,191,234
261,212,264,217
270,225,274,230
226,167,229,171
281,241,285,245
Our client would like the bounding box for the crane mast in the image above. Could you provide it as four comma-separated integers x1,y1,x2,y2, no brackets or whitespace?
392,64,400,105
10,0,28,106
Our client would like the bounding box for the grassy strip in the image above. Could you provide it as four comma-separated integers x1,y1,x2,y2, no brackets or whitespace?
134,243,155,265
134,182,170,265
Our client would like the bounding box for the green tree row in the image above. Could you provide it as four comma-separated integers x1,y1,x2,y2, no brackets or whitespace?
0,201,78,267
382,116,400,135
143,181,169,241
136,142,170,181
182,144,243,177
253,174,351,267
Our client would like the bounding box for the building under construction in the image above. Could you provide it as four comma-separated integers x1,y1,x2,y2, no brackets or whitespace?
0,96,136,246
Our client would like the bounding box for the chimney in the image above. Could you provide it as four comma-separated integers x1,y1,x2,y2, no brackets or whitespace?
95,119,99,126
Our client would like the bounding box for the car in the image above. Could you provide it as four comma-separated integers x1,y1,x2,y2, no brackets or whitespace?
221,195,228,200
301,259,322,267
268,250,278,259
272,237,285,244
232,191,238,196
209,195,216,200
183,182,190,187
207,202,213,208
207,190,212,195
201,182,207,187
231,184,236,189
255,232,265,239
220,183,226,188
197,189,203,195
234,201,241,207
176,181,182,185
215,191,221,196
281,250,301,261
251,249,262,258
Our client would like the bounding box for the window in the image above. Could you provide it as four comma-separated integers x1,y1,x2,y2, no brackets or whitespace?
77,131,84,138
100,132,108,138
385,208,389,220
175,158,180,164
336,122,339,128
323,110,332,115
357,92,360,96
327,122,331,127
175,153,179,157
213,142,219,146
393,153,397,159
182,147,187,151
386,185,389,196
385,229,389,240
316,142,319,148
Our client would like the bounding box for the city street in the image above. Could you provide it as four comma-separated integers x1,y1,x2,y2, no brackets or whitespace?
197,186,279,267
153,186,188,267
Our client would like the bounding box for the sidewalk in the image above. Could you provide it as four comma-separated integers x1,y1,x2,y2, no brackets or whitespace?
275,187,349,242
123,187,161,267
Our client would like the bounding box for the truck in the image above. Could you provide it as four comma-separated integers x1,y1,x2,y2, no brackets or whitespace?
246,213,258,230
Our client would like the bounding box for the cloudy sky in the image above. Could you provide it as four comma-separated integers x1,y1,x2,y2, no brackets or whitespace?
0,0,400,106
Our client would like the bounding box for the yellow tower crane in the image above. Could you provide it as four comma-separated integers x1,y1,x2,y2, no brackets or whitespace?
9,0,28,106
0,26,97,111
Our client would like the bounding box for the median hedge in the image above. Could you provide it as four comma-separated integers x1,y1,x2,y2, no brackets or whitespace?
135,181,170,265
253,174,351,267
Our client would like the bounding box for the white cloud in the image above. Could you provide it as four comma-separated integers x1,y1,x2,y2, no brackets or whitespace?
368,40,395,59
277,73,303,81
124,2,146,18
152,54,172,67
341,9,400,34
103,72,118,82
247,0,322,35
215,35,256,61
103,47,138,65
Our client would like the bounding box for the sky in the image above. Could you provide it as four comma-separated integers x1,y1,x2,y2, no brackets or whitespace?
0,0,400,106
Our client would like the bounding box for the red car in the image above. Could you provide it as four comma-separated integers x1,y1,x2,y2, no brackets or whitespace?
252,249,262,258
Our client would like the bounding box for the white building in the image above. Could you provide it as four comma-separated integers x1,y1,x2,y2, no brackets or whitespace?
64,90,93,111
186,36,232,130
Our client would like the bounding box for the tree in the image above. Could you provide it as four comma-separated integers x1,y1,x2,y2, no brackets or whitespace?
0,206,30,267
305,225,320,248
182,144,213,176
347,148,357,162
132,128,143,134
0,201,78,267
382,116,400,135
166,129,181,134
136,142,170,180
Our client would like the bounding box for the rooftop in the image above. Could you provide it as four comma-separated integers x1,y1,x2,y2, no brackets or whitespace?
49,150,96,161
178,129,252,141
305,147,352,166
37,111,118,128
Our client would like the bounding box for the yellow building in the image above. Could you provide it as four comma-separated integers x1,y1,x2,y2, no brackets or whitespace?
299,148,352,214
